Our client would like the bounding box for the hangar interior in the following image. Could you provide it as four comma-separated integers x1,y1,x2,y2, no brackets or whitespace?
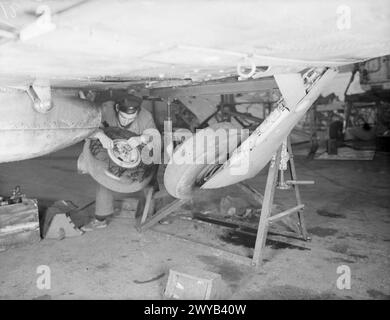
0,0,389,300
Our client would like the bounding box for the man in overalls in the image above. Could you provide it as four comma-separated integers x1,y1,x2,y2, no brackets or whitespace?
82,95,158,230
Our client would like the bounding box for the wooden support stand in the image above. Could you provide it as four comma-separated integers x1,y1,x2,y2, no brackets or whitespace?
137,197,188,232
250,137,309,267
138,136,310,268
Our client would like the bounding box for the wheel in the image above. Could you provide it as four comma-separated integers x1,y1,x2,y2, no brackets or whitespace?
163,122,243,199
78,139,156,193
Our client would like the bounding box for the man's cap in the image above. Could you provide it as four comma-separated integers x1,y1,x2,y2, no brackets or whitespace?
117,95,143,114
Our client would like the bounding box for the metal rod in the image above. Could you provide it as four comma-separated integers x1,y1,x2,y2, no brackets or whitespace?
286,180,315,185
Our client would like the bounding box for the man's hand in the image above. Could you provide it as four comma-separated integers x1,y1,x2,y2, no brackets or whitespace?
127,136,142,148
127,135,149,148
100,135,114,150
91,130,113,150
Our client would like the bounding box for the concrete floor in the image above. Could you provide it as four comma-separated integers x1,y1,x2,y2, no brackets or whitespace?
0,142,389,300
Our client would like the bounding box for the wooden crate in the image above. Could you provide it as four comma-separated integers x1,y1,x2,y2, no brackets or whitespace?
164,266,223,300
0,199,40,251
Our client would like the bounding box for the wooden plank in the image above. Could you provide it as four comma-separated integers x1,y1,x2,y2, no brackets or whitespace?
0,229,40,251
0,199,38,227
0,199,40,251
233,229,310,250
251,147,282,267
140,186,154,224
287,137,308,240
191,212,306,241
149,228,253,266
138,198,188,232
268,205,305,224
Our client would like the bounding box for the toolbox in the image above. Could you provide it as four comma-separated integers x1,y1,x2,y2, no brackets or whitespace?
0,189,40,251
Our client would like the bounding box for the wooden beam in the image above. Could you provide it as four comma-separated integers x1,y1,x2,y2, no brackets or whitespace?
149,77,278,98
138,198,188,232
287,137,309,240
267,204,305,224
150,228,253,266
251,147,281,267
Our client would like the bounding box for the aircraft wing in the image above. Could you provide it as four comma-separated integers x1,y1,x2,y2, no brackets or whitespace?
0,0,389,87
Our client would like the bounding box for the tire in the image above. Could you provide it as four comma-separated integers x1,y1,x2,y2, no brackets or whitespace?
163,122,243,199
79,139,156,193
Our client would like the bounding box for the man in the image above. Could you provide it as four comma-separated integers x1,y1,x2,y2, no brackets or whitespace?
82,95,158,231
95,95,156,148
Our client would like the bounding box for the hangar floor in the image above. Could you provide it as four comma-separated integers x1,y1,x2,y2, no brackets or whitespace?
0,143,389,300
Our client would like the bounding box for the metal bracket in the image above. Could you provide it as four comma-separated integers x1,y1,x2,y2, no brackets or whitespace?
19,5,56,41
26,81,53,113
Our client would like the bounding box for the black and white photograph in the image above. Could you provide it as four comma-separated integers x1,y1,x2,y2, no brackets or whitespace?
0,0,389,304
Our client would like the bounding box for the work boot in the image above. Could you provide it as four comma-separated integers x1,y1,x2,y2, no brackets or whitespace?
80,218,107,232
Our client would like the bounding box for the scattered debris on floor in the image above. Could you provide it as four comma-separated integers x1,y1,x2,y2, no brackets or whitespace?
134,272,165,285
